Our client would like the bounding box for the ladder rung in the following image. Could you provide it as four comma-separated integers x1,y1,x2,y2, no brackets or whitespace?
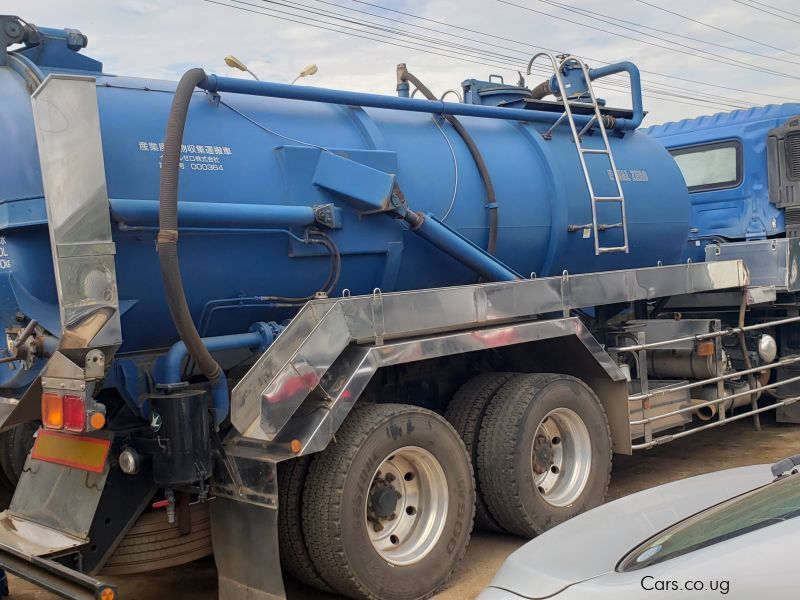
581,148,609,155
598,246,629,253
594,196,624,202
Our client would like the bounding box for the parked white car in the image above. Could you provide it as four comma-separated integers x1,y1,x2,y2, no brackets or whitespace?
479,457,800,599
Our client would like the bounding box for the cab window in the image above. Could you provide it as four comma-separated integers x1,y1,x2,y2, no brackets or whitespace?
670,140,743,192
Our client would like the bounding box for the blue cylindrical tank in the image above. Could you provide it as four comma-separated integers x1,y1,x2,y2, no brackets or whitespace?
0,32,690,391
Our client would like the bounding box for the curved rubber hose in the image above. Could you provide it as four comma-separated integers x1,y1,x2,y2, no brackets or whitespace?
529,80,552,100
400,68,499,256
157,68,224,391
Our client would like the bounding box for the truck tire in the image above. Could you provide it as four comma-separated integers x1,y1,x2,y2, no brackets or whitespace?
477,373,611,538
101,502,212,575
444,372,516,533
277,457,335,592
0,421,38,488
302,403,474,600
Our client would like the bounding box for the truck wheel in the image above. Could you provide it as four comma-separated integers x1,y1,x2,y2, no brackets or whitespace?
445,372,516,533
477,374,611,538
101,501,212,575
277,457,334,592
302,403,474,600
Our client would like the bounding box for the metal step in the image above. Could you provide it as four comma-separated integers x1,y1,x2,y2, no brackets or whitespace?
581,148,609,155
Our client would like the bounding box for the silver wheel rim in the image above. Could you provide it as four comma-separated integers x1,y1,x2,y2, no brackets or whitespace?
530,407,592,507
365,446,448,566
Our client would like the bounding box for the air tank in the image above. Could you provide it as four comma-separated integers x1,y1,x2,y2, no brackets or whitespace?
0,23,690,391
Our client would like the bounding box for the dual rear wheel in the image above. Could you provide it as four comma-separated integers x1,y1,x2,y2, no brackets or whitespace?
277,373,611,599
470,373,611,537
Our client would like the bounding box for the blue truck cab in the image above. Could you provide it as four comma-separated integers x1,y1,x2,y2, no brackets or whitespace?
644,104,800,261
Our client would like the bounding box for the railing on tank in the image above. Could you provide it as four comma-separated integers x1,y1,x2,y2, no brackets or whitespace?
611,299,800,450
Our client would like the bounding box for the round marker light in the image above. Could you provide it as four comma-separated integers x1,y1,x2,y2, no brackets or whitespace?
90,412,106,430
100,587,116,600
119,447,141,475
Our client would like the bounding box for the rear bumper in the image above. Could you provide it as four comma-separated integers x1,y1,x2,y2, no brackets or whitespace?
0,547,117,600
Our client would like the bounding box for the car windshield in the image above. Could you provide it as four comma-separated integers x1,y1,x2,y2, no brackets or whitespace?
619,472,800,571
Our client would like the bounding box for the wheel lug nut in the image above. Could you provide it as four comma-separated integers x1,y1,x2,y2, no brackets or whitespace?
388,513,396,521
385,473,395,483
373,522,384,532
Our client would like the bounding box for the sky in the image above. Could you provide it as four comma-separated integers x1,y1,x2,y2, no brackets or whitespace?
5,0,800,125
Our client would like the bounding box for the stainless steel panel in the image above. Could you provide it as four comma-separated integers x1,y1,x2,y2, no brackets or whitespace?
233,260,747,441
232,301,334,437
628,380,691,439
31,75,121,354
747,286,777,305
707,239,800,292
236,318,625,462
212,450,278,508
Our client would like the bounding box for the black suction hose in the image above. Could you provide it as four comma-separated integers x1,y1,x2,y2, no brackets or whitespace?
158,68,224,386
399,67,499,256
257,231,342,305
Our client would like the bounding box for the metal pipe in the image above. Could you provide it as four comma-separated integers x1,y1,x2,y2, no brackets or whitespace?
526,55,643,129
111,198,316,229
405,212,520,282
588,62,644,129
201,75,608,129
629,354,800,402
693,387,755,421
737,290,761,430
161,329,268,427
631,371,800,426
162,332,264,383
631,396,800,450
612,315,800,353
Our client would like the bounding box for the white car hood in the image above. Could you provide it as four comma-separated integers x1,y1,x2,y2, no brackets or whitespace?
485,464,774,599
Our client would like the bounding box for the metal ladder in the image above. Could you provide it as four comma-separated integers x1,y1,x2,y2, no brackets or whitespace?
532,53,630,254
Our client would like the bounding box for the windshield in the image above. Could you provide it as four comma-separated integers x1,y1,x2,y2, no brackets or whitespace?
619,473,800,571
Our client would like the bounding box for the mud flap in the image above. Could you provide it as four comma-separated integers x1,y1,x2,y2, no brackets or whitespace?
0,457,117,598
211,498,284,600
211,448,284,600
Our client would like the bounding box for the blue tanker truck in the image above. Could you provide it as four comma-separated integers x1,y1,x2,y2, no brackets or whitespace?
1,14,799,600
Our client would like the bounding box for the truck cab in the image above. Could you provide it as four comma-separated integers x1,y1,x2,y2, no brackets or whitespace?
644,104,800,260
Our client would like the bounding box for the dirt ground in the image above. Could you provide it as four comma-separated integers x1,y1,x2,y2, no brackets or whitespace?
7,414,800,600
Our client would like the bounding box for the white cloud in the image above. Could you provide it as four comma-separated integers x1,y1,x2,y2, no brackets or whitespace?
5,0,799,123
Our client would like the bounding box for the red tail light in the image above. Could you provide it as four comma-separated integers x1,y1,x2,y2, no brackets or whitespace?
62,394,86,432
